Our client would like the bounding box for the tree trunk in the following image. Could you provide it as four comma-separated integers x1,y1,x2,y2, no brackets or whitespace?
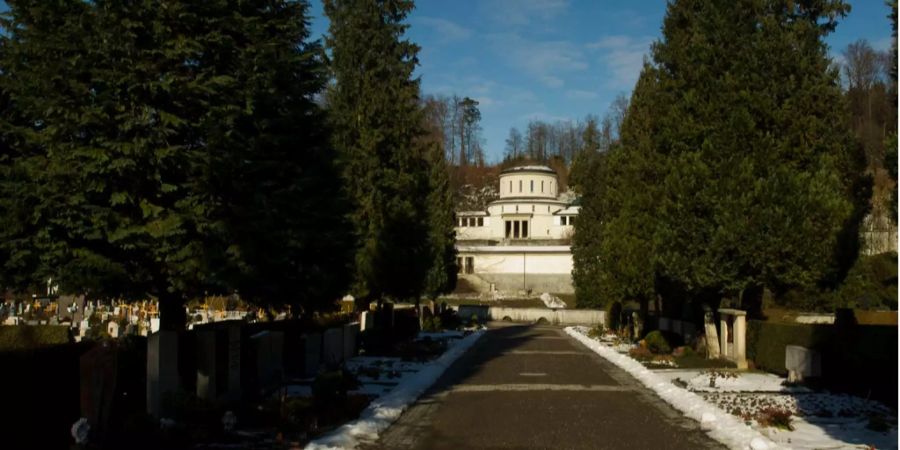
158,293,186,331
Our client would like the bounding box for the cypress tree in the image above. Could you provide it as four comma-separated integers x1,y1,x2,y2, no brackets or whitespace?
324,0,433,306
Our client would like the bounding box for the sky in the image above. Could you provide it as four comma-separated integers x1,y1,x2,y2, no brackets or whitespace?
0,1,894,162
306,0,895,162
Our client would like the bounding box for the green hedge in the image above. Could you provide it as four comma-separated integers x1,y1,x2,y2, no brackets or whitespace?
747,320,897,406
0,325,72,351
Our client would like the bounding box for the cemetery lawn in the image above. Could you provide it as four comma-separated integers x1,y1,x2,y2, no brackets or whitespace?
568,326,898,450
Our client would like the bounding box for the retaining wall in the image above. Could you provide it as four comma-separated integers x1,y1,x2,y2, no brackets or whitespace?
455,305,604,326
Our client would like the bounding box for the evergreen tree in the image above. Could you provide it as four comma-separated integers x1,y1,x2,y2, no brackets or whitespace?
325,0,432,306
423,144,457,300
574,0,864,313
0,0,348,326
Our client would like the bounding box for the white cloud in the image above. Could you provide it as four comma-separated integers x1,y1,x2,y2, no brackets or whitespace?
587,34,654,89
482,0,569,26
413,17,473,43
489,33,588,88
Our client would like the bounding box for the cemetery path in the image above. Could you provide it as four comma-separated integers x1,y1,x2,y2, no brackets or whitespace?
367,322,724,450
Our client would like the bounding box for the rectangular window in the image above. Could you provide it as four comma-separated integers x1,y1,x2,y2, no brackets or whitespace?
509,181,512,193
457,257,463,273
477,217,483,226
505,221,512,238
519,180,522,192
530,180,534,192
542,181,544,192
569,216,576,226
514,221,520,239
469,217,476,227
532,205,535,212
465,256,474,274
522,221,529,238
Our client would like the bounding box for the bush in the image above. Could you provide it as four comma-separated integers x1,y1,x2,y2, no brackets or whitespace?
747,320,897,405
643,330,671,354
606,301,623,330
421,316,443,332
0,325,71,351
755,408,793,430
832,252,898,310
312,369,359,409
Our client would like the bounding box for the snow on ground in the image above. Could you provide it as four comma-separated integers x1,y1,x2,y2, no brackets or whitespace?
305,330,484,450
539,292,566,309
567,326,897,450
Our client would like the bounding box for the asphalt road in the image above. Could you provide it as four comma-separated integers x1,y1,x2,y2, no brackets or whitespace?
367,322,724,450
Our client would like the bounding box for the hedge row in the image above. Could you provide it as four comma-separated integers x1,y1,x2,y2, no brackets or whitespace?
747,320,897,407
0,325,72,351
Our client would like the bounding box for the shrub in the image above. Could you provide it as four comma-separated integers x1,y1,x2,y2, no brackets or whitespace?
756,408,793,430
643,330,671,354
832,252,898,310
587,323,606,339
0,325,71,351
312,369,359,409
606,301,623,330
421,316,443,332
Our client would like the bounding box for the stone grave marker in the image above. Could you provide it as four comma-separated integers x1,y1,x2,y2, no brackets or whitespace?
226,324,242,401
303,332,322,377
323,327,343,365
785,345,821,382
80,343,118,441
342,323,358,360
359,311,374,332
196,330,218,402
252,330,284,389
703,311,721,358
147,331,179,418
107,321,120,338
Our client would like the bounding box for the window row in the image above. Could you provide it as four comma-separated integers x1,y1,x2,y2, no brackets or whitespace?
506,179,554,194
457,256,474,274
505,220,529,239
458,217,484,227
560,216,576,226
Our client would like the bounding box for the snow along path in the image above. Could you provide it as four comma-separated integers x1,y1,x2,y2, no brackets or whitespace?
305,330,485,450
565,326,780,450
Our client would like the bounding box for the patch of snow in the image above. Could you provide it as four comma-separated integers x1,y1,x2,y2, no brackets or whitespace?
568,327,898,450
305,330,485,450
566,326,780,450
539,293,566,309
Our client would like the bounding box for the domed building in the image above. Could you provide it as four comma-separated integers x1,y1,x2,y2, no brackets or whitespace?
455,165,579,294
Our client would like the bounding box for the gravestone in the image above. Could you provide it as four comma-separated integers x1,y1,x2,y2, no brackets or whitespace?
342,323,358,360
147,331,179,418
226,324,242,401
150,317,161,334
80,343,118,440
718,308,747,369
703,311,721,358
785,345,821,382
252,330,284,389
196,330,218,401
303,332,322,377
107,321,120,338
359,311,374,332
323,327,343,365
57,295,75,321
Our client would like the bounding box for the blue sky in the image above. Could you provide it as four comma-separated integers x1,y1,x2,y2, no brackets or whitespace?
0,1,894,162
307,0,895,162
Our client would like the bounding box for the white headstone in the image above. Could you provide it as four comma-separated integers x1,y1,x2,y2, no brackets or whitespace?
150,318,160,333
785,345,821,381
107,321,120,338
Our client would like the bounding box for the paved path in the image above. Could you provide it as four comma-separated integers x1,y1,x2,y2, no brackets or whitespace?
368,323,723,450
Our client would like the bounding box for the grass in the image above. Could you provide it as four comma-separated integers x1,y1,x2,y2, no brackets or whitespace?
673,354,737,369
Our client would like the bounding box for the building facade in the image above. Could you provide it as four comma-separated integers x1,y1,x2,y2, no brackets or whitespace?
455,165,579,294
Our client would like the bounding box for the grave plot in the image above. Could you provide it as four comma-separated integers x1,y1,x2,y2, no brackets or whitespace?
567,326,897,450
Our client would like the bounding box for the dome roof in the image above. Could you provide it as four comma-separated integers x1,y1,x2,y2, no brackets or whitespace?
499,165,556,175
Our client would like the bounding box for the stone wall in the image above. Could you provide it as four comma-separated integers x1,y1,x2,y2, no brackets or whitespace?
455,305,604,326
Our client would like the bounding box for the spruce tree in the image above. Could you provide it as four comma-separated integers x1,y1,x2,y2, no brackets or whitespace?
325,0,432,306
423,144,458,300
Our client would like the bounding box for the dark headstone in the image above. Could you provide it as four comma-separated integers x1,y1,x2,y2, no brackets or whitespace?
80,344,118,439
